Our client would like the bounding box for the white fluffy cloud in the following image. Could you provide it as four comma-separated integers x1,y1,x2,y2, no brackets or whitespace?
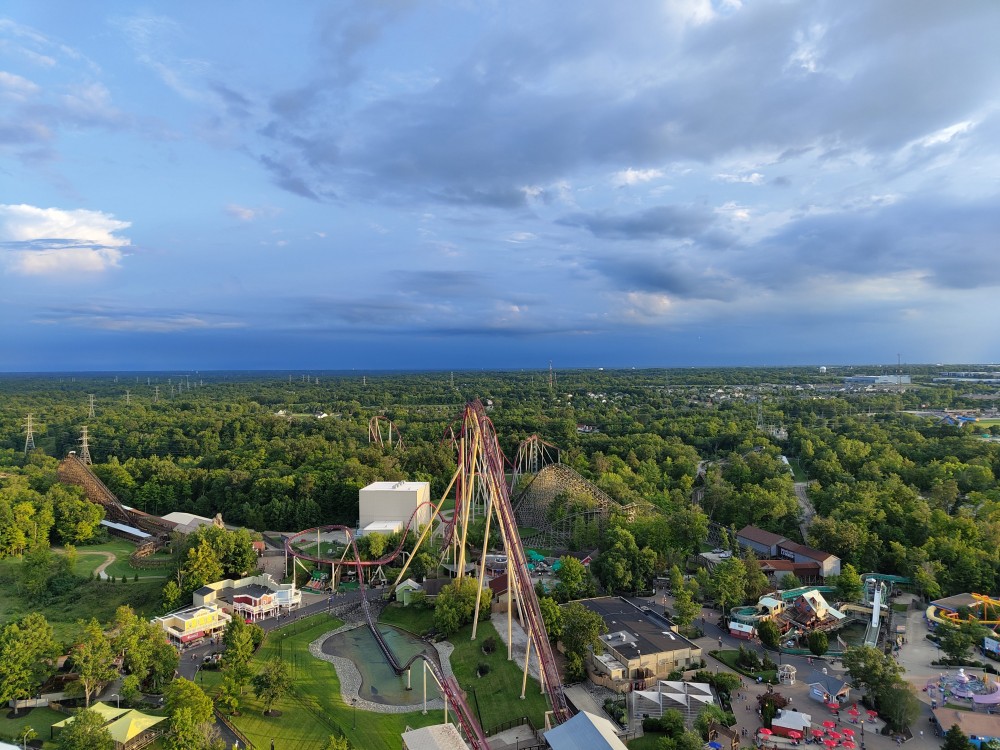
0,204,131,275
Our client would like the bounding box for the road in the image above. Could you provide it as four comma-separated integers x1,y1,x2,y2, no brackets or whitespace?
794,481,816,539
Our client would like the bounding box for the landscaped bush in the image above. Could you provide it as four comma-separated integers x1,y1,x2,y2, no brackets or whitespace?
477,662,491,677
482,635,497,654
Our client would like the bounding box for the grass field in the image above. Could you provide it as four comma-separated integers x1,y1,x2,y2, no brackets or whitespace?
378,601,437,635
448,620,549,731
0,556,163,641
69,539,172,580
0,706,66,748
219,614,443,750
712,649,777,684
627,732,668,749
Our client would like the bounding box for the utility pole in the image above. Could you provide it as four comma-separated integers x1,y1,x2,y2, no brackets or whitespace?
23,414,35,456
80,426,92,465
88,394,95,418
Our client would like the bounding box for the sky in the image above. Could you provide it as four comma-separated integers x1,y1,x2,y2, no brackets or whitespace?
1,1,999,372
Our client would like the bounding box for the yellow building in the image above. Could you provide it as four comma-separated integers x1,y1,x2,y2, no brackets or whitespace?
151,603,231,645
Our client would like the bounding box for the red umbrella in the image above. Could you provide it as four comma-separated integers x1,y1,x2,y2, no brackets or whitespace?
824,740,837,748
813,730,825,738
829,732,842,740
759,728,773,736
842,729,855,737
843,742,857,749
823,721,837,729
848,707,860,716
867,710,878,718
827,702,840,710
788,731,802,739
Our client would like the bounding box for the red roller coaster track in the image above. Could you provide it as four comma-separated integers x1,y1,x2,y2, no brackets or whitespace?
283,400,569,747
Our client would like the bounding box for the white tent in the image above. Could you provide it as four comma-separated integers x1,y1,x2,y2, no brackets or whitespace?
633,681,714,720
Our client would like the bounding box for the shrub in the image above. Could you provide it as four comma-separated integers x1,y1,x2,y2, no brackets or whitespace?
482,636,497,654
477,662,490,677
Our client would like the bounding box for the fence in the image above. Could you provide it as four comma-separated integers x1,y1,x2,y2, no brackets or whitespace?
215,708,255,750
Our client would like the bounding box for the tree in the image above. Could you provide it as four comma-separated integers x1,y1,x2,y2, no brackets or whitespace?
742,548,771,601
216,675,242,716
433,577,491,636
553,556,592,602
55,708,114,750
165,706,204,750
938,619,988,662
807,630,829,657
538,596,564,642
841,645,904,709
694,704,731,740
252,659,292,715
165,678,214,725
0,612,58,710
71,619,117,708
757,619,781,649
879,681,921,732
710,557,747,613
833,564,864,603
221,617,256,694
778,573,801,590
672,584,700,633
322,736,351,750
161,580,181,613
177,539,224,596
943,724,974,750
560,602,608,662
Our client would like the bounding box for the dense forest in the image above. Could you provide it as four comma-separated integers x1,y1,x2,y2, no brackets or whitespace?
2,366,1000,600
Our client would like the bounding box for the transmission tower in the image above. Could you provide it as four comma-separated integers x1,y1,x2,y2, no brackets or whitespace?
154,385,160,403
88,394,95,418
548,360,554,389
23,414,36,456
125,390,131,406
756,399,765,431
79,426,92,465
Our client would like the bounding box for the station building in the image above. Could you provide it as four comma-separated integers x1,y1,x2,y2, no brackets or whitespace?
193,572,301,621
152,603,231,646
359,480,432,533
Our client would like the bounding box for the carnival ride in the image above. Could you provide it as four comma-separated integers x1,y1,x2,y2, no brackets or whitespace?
284,401,570,748
926,593,1000,629
368,415,405,450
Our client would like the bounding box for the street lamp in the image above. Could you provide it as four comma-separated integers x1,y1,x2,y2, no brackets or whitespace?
352,698,357,729
111,694,119,708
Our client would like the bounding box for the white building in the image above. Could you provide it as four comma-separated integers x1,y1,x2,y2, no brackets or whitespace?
359,480,431,532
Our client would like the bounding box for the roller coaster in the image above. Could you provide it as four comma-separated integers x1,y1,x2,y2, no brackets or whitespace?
284,401,570,748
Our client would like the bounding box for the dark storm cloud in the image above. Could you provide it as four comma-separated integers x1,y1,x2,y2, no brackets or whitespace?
392,270,484,297
245,1,1000,206
588,254,736,301
559,205,717,241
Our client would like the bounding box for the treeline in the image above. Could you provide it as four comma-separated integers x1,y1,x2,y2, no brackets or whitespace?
1,370,1000,597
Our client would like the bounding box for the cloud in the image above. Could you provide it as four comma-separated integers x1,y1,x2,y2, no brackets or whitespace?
613,167,664,187
0,204,131,275
225,203,280,222
560,204,717,241
35,304,245,332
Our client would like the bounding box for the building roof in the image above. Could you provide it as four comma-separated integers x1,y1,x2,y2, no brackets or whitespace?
362,481,429,492
759,559,820,574
401,723,470,750
545,711,628,750
778,541,836,563
578,597,697,660
807,671,849,695
232,584,273,599
99,519,151,539
931,593,981,612
738,525,788,547
933,708,1000,739
488,572,510,595
106,710,167,744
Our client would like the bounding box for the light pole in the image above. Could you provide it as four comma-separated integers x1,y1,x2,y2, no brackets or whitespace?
111,694,119,709
352,698,357,729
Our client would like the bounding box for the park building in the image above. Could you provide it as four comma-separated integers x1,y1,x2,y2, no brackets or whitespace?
736,526,841,579
152,603,232,646
575,597,702,685
842,375,910,385
193,572,302,622
359,480,431,534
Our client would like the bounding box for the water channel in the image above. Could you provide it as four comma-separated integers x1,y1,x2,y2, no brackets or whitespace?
322,625,441,706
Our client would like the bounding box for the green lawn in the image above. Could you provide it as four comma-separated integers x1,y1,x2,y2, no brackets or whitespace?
790,457,809,482
379,601,437,635
69,540,172,580
712,649,777,684
218,614,443,750
628,732,668,749
0,556,164,641
448,620,549,732
0,706,68,748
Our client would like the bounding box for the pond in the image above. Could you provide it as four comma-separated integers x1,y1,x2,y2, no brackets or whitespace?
321,625,441,706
